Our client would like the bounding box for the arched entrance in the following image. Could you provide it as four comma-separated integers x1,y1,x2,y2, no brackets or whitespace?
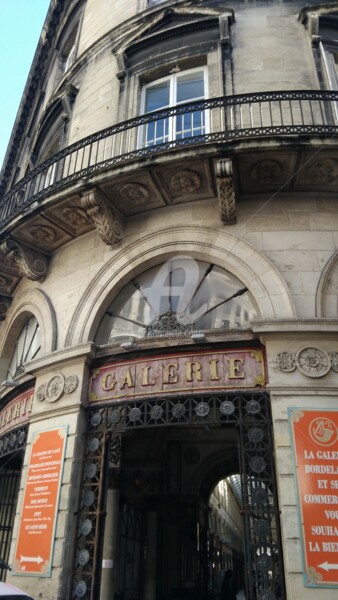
72,390,286,600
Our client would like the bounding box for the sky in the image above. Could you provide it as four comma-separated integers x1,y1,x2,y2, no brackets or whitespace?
0,0,51,170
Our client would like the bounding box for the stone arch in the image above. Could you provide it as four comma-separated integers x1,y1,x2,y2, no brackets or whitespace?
0,288,57,370
316,249,338,317
65,226,296,346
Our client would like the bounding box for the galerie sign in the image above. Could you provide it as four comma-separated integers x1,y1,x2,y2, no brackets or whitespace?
89,349,266,403
289,409,338,587
13,427,67,576
0,388,34,435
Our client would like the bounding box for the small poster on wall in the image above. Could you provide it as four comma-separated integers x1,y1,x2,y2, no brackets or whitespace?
289,408,338,588
13,426,68,577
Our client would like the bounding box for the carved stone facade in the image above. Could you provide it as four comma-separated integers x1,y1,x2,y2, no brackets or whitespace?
0,2,338,600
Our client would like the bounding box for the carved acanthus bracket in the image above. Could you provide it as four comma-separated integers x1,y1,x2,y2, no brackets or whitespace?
215,159,237,224
0,238,49,281
81,188,124,248
0,295,12,321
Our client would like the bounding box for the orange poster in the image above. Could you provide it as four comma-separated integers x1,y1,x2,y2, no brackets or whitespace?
13,427,68,577
289,409,338,588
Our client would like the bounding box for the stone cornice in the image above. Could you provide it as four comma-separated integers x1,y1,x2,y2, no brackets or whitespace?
252,319,338,337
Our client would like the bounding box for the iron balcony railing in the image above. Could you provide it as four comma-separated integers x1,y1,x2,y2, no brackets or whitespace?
1,90,338,227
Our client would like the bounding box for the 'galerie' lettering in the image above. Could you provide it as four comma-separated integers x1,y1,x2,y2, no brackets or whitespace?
101,358,246,392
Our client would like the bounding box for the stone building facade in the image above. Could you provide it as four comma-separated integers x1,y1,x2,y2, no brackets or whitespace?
0,1,337,600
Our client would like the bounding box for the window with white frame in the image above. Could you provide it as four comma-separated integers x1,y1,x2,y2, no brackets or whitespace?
7,316,41,379
140,67,208,147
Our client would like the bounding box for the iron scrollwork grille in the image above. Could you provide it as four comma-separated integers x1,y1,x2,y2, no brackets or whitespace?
73,394,286,600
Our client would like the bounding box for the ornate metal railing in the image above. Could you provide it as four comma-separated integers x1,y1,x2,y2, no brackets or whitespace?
1,90,338,228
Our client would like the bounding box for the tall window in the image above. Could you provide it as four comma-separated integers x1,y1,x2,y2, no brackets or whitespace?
95,257,257,344
7,316,41,378
140,67,208,147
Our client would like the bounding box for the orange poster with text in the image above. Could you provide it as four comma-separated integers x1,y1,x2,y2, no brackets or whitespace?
289,409,338,588
13,427,67,576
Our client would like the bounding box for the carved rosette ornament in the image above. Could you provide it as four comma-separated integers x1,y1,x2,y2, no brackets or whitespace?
29,225,57,244
36,373,79,403
120,183,149,205
0,238,49,281
81,188,124,248
169,170,201,195
215,159,237,224
274,347,338,378
61,207,90,228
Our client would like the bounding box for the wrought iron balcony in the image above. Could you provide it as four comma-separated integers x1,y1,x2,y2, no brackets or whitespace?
1,90,338,229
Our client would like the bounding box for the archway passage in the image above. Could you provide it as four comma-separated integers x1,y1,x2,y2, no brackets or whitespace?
73,393,286,600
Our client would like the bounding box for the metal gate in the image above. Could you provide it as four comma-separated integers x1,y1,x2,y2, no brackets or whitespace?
72,392,286,600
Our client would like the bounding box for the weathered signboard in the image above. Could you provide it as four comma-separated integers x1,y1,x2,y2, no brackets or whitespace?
289,408,338,587
13,427,68,576
89,348,266,403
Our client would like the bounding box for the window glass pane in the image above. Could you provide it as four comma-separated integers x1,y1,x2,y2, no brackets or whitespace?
95,258,258,344
176,71,204,103
145,81,170,112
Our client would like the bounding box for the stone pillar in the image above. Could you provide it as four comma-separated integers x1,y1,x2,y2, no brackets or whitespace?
144,511,158,600
100,484,120,600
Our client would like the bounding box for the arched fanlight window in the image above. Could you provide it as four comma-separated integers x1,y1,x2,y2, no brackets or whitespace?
7,316,41,378
95,256,258,344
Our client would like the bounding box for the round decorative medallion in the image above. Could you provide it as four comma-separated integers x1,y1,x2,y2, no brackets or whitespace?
273,352,296,372
87,437,100,453
195,402,210,417
246,400,261,415
254,519,270,536
62,206,89,227
83,490,95,507
129,407,141,422
307,158,338,184
170,169,201,195
19,431,26,444
296,346,330,377
78,549,90,567
252,487,268,505
90,413,102,427
329,352,338,372
45,375,65,402
150,405,163,420
64,375,79,394
248,427,264,443
220,400,235,415
85,463,97,479
35,383,46,402
74,580,87,598
250,456,267,473
256,553,273,572
120,182,149,204
29,224,56,244
109,410,121,424
259,591,276,600
172,403,186,418
10,433,16,447
80,519,92,536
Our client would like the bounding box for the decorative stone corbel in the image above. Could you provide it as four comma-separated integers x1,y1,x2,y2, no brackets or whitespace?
81,188,124,248
215,159,237,224
113,51,127,81
0,295,12,321
0,238,49,281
